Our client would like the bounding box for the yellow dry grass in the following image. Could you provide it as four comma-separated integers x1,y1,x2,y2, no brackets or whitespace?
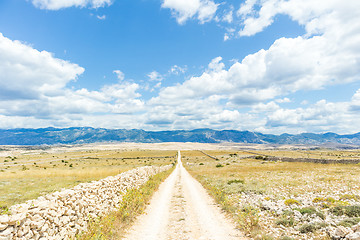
183,149,360,198
0,148,176,212
240,149,360,160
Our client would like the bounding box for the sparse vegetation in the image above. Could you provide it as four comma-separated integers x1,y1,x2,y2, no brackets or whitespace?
284,199,300,206
330,205,360,217
0,201,9,215
0,148,176,208
296,207,324,219
227,179,245,185
183,149,360,239
280,236,294,240
340,194,360,201
275,215,295,227
338,217,360,227
299,223,317,233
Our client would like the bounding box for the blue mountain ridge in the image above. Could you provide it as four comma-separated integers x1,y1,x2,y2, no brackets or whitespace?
0,128,360,145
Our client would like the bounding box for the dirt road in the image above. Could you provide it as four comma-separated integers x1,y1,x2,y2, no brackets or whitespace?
123,151,245,240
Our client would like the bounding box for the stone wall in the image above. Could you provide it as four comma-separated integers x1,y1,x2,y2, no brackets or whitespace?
259,156,360,164
0,165,172,240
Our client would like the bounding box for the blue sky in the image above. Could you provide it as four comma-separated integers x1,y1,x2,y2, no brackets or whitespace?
0,0,360,134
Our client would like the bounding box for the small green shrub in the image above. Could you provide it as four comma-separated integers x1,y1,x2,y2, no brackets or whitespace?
313,197,336,204
227,179,245,185
340,194,360,201
0,201,9,214
299,223,317,233
236,205,260,235
297,207,317,215
296,207,325,219
22,165,29,171
0,206,8,215
275,216,295,227
330,205,360,217
330,206,345,216
313,197,324,203
326,197,336,203
256,235,273,240
280,237,294,240
339,218,360,227
282,210,294,216
216,164,224,168
284,199,300,206
199,163,204,165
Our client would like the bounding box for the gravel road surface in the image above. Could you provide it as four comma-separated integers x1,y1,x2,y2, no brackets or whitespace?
123,151,245,240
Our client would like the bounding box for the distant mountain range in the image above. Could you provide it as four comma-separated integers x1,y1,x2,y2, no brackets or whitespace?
1,127,360,146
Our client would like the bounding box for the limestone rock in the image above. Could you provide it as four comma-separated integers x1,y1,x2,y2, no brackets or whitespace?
353,223,360,232
0,224,7,232
0,216,8,225
0,226,14,237
347,232,360,240
333,226,352,239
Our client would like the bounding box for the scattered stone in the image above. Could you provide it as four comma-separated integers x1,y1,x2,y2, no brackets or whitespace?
347,232,360,240
0,216,8,225
334,226,351,238
353,223,360,232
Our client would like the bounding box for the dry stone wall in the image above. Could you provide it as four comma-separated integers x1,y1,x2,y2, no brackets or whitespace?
0,165,172,240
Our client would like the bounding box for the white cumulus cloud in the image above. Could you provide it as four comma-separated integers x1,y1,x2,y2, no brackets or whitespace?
146,0,360,132
113,70,125,81
147,71,164,82
0,33,84,100
0,33,144,128
169,65,187,75
96,15,106,20
31,0,113,10
162,0,219,24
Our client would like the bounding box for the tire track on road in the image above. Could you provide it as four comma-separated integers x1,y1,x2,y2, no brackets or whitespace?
122,151,246,240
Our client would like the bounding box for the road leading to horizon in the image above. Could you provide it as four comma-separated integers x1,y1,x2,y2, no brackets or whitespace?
122,151,245,240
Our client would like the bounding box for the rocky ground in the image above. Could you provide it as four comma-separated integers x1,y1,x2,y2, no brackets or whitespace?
232,186,360,239
183,149,360,240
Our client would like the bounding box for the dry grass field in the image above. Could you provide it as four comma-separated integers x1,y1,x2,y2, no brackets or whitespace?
2,144,360,239
0,146,176,213
246,149,360,160
183,150,360,239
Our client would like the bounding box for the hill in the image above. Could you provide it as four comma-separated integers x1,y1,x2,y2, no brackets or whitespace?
1,128,360,145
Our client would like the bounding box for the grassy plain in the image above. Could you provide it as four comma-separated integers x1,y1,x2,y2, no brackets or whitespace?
183,149,360,239
0,146,176,213
246,149,360,160
183,150,360,196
